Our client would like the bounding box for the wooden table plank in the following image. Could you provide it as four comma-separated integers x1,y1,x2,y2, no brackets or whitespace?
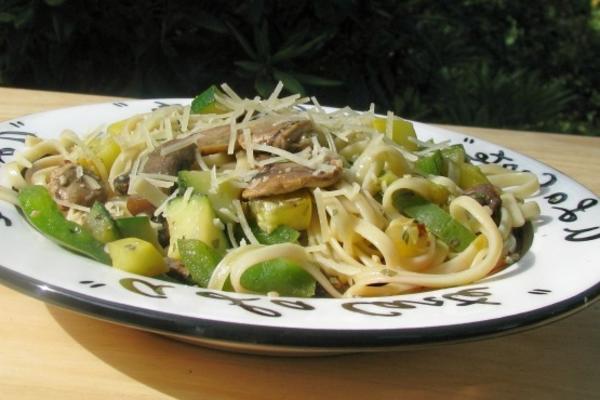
0,88,598,400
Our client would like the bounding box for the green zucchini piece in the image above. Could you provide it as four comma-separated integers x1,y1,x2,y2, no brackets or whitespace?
115,216,161,250
458,163,490,189
191,85,229,114
414,150,444,176
84,202,120,243
165,194,227,258
177,170,241,223
393,190,476,252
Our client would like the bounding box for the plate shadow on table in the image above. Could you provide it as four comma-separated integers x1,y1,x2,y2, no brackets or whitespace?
46,302,599,400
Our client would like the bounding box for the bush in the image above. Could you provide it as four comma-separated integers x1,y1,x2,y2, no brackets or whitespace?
1,0,598,135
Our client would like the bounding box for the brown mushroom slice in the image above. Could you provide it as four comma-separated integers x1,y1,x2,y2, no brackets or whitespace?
195,124,232,154
142,143,195,176
242,158,343,199
195,118,315,155
464,183,502,215
241,119,314,152
47,161,107,207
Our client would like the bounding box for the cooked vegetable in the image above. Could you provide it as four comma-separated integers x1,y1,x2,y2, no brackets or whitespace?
459,163,490,189
107,117,129,135
106,238,167,276
178,239,223,287
415,150,444,176
47,162,107,207
125,195,156,216
18,185,111,264
372,116,418,151
84,202,120,243
393,190,476,252
191,85,229,114
142,142,196,176
177,170,241,222
2,84,541,299
89,135,121,172
440,144,467,165
165,194,227,258
437,144,490,189
248,191,312,234
386,219,430,257
428,182,450,205
242,158,344,199
240,258,316,297
115,216,162,251
378,171,399,189
252,224,300,245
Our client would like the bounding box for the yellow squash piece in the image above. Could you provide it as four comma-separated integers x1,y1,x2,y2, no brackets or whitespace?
89,135,121,172
106,237,167,276
248,191,313,234
386,218,430,257
107,118,129,136
372,116,418,151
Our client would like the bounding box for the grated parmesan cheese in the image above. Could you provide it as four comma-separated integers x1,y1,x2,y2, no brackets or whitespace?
219,207,239,222
268,81,284,102
313,188,331,242
182,186,194,203
209,165,218,194
130,177,168,207
195,150,210,171
213,218,225,230
232,199,259,245
153,187,180,217
82,174,101,190
226,222,239,248
180,105,191,133
55,199,91,213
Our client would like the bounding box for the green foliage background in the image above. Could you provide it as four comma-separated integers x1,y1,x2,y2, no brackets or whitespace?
1,0,599,135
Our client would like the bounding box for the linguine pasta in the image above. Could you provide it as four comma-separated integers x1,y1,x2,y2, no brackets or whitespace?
0,83,540,298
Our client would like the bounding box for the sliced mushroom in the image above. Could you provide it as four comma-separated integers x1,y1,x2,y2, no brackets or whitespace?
241,119,313,152
195,118,314,155
464,183,502,217
194,124,231,154
242,157,343,199
165,257,190,282
142,143,195,176
47,162,107,207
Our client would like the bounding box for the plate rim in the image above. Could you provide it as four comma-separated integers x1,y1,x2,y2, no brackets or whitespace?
1,263,598,349
1,98,600,351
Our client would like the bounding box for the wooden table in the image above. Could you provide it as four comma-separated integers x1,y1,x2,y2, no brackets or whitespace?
0,87,598,399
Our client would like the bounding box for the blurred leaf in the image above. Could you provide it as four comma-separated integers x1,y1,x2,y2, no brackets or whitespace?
292,72,342,87
273,69,305,95
0,1,597,135
226,21,257,60
255,73,276,97
254,21,270,60
13,6,33,28
271,33,329,63
44,0,66,6
194,11,227,33
0,13,15,23
235,60,262,72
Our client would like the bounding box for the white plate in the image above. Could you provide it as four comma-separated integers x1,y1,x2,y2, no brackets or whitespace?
1,99,599,355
